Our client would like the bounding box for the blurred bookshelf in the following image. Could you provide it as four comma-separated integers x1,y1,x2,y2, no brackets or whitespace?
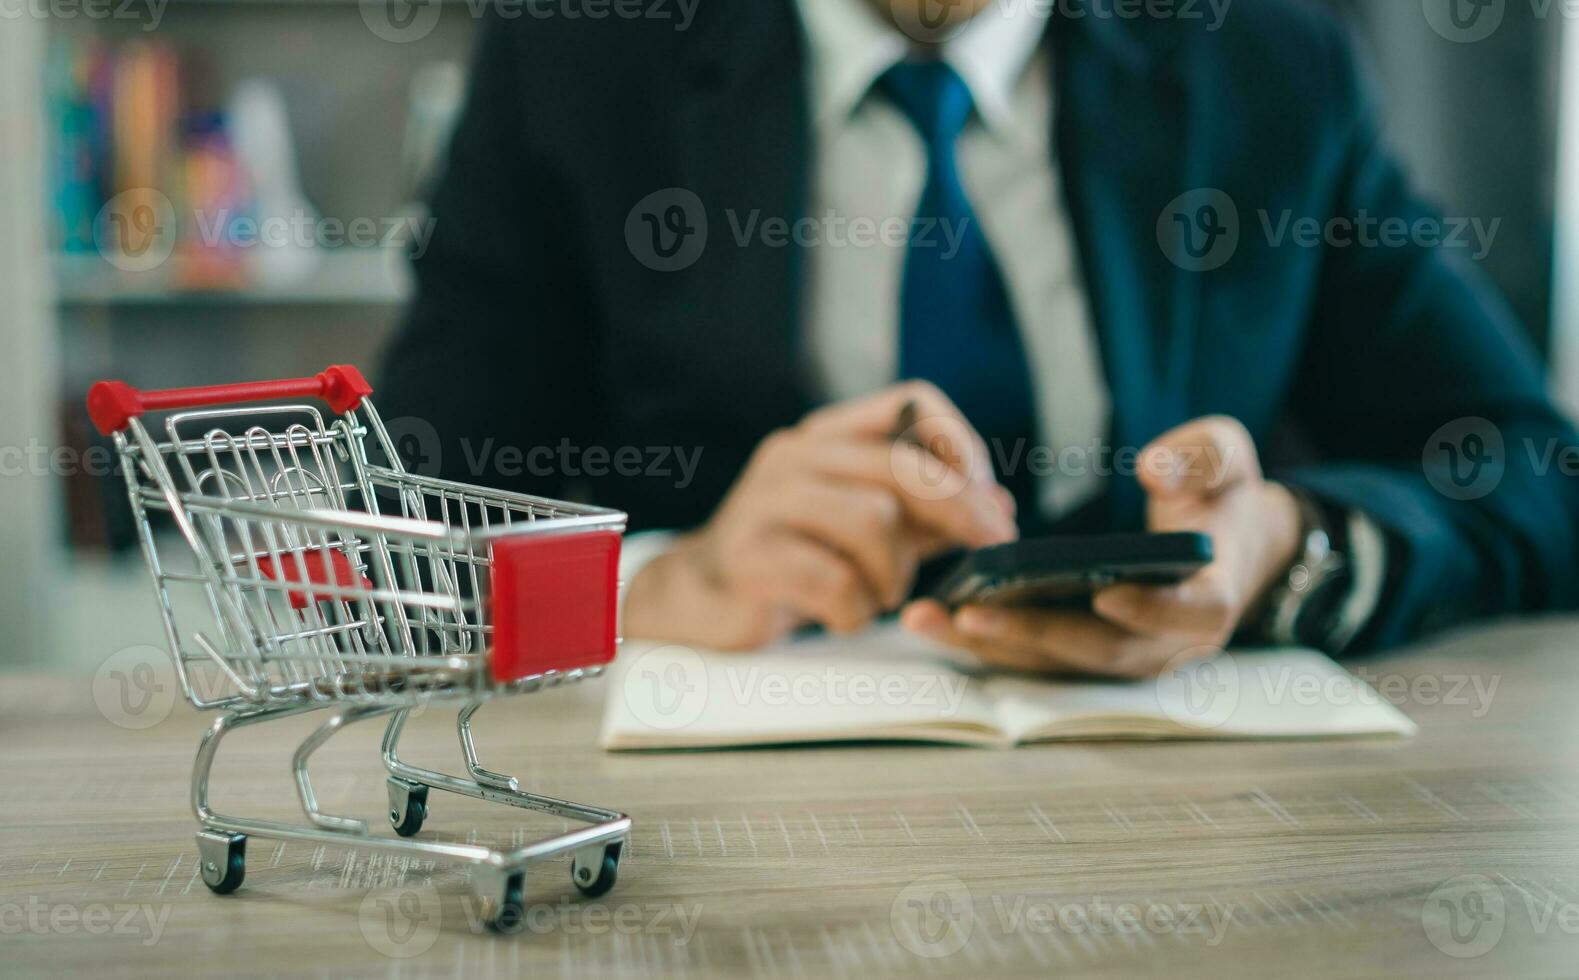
36,0,475,574
53,248,411,306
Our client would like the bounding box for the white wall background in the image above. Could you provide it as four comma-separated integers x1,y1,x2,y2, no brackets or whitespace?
0,14,59,664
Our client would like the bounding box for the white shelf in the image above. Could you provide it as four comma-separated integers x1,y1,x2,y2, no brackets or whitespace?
54,248,412,307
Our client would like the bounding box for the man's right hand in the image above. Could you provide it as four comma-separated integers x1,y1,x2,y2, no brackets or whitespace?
622,381,1019,649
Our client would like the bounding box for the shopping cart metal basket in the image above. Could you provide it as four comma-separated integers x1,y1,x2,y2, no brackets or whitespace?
87,365,629,932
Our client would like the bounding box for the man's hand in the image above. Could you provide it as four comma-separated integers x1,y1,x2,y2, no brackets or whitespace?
624,382,1018,650
901,416,1304,677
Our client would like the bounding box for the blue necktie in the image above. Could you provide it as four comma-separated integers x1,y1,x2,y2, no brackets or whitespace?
880,60,1041,526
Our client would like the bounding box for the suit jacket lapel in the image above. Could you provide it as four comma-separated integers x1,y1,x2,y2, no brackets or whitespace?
1053,9,1200,526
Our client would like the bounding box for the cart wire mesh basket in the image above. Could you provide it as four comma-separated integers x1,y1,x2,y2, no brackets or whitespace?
87,365,629,931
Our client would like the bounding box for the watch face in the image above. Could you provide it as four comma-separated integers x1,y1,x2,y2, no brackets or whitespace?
1292,563,1352,647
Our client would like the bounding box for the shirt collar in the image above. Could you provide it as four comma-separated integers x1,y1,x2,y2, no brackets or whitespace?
796,0,1052,136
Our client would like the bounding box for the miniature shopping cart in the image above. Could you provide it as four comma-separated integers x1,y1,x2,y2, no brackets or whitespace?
87,365,629,932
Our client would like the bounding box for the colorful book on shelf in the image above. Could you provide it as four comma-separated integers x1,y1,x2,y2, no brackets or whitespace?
47,40,107,252
47,37,261,282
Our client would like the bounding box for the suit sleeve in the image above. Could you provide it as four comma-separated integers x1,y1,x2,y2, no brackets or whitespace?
377,17,600,499
1280,21,1579,649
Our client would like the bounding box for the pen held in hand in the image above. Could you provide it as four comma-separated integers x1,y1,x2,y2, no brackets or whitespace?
890,397,924,448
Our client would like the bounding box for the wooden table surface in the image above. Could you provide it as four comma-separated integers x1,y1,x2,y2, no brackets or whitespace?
3,617,1578,978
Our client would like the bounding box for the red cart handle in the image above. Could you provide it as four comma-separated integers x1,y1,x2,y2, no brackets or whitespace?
87,365,373,436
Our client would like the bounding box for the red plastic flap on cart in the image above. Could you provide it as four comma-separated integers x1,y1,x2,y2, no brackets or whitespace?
489,530,621,683
254,549,373,610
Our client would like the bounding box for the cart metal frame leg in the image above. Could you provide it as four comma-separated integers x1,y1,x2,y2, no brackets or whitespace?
189,699,630,931
381,704,626,897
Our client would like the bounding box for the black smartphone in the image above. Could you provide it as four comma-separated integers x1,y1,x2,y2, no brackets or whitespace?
928,532,1214,609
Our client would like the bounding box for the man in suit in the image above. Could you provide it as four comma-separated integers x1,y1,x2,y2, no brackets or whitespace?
380,0,1579,676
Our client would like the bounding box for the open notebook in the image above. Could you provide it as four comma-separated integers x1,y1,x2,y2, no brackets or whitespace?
600,625,1417,750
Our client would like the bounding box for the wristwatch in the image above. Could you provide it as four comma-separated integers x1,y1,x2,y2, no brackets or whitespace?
1257,490,1355,650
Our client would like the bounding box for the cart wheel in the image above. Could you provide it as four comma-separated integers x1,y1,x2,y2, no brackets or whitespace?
485,873,527,934
572,842,621,898
197,831,246,895
387,778,429,837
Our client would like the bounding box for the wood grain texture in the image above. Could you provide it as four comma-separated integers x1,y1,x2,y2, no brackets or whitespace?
2,617,1578,978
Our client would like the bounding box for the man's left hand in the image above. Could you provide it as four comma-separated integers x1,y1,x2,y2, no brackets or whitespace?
900,416,1305,677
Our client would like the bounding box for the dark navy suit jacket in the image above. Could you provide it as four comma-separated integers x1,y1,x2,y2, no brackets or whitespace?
381,0,1579,650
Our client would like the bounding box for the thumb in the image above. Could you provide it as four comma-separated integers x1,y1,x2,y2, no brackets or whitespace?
1137,416,1260,499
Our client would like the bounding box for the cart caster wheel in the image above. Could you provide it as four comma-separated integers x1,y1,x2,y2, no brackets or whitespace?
387,778,429,837
485,873,527,934
572,842,621,898
197,831,246,895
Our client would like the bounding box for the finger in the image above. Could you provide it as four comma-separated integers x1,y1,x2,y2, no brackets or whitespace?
766,481,918,608
912,601,1213,678
799,380,1000,493
731,530,881,634
993,483,1018,521
1091,572,1238,641
900,601,1061,674
1138,415,1259,499
951,604,1157,677
779,439,1016,547
909,526,961,561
